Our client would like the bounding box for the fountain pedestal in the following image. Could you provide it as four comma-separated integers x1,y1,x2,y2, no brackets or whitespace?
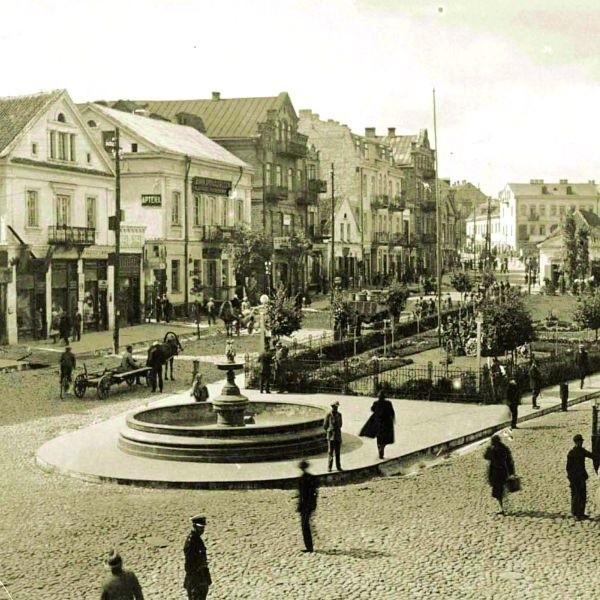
212,361,248,427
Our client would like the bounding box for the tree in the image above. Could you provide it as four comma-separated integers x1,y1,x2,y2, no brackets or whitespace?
265,284,303,341
563,210,577,289
450,271,472,301
386,284,409,319
576,226,590,281
481,269,496,289
574,289,600,340
229,228,272,300
481,289,535,362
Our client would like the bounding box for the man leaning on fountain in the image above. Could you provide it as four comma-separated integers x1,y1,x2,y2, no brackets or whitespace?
324,400,343,472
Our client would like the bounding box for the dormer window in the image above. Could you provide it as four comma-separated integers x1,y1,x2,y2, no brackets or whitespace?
566,185,573,195
87,120,97,128
131,143,138,153
541,185,548,194
57,112,66,123
31,142,38,156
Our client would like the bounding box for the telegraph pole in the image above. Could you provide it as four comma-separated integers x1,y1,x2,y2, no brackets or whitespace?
330,162,335,301
112,127,121,355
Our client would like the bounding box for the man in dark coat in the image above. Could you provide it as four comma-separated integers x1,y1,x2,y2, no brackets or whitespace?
59,311,71,345
567,434,595,520
575,344,589,389
323,401,343,471
101,550,144,600
257,344,273,394
146,341,163,393
484,434,515,515
297,459,318,553
183,515,212,600
360,390,396,459
528,358,541,409
59,346,76,394
506,378,521,429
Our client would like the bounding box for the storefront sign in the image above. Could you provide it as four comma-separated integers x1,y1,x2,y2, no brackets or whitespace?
141,194,162,206
191,177,231,196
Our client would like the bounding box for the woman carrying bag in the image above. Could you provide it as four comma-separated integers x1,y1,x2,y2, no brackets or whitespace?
484,434,519,515
359,390,396,459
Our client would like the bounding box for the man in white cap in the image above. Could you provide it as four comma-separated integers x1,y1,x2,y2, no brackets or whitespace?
323,400,343,471
183,515,212,599
100,550,144,599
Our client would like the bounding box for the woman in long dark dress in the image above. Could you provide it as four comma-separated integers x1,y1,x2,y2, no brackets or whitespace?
360,390,396,459
484,434,515,515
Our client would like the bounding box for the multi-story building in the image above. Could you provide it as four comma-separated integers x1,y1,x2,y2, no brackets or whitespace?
450,180,489,252
437,178,460,269
298,112,409,286
0,89,117,344
498,179,598,256
465,200,501,258
81,103,253,309
113,92,325,294
382,129,437,277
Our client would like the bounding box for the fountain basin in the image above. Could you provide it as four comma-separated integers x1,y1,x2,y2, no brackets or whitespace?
119,401,329,463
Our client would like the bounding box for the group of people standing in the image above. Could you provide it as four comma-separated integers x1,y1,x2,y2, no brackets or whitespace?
50,307,83,345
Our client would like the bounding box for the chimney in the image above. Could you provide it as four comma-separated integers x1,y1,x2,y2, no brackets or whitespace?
211,91,221,101
388,127,396,137
176,112,206,134
559,179,568,184
365,127,376,138
589,180,596,185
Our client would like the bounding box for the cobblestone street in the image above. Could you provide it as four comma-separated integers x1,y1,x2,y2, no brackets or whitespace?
3,381,600,598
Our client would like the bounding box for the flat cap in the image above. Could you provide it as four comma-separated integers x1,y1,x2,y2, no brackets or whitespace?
190,515,207,525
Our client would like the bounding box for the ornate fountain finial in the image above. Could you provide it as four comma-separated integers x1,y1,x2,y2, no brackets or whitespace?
225,339,236,363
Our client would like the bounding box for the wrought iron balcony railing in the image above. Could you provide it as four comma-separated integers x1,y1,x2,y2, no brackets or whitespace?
48,225,95,245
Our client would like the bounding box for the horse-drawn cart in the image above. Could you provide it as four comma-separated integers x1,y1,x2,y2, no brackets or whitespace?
73,365,153,399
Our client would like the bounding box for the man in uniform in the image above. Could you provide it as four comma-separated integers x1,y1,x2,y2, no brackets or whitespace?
146,341,163,393
100,550,144,600
184,515,212,600
567,433,596,521
297,459,318,553
323,400,343,472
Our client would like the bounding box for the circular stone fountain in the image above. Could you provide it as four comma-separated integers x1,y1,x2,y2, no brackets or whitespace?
118,342,328,463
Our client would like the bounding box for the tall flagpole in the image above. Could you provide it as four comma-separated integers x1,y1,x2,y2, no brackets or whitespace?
433,90,442,348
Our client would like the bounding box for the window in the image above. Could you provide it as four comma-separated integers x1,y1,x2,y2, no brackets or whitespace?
539,205,546,217
276,165,282,187
520,204,527,216
237,198,243,223
57,112,66,123
26,190,39,227
340,223,344,241
529,224,536,235
85,197,96,229
86,152,91,164
69,134,76,161
265,163,271,186
297,169,303,190
193,259,202,277
171,260,181,293
347,223,351,240
171,191,181,225
87,120,97,128
550,205,557,217
193,194,202,226
131,143,138,153
49,131,56,159
31,143,38,156
288,168,294,191
540,225,546,236
57,132,68,160
559,205,565,216
56,195,70,226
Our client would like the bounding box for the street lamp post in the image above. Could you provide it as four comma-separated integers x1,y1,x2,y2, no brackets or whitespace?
475,311,484,392
329,162,335,302
259,293,269,352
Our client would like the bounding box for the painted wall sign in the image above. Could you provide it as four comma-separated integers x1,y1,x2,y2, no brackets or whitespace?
141,194,162,206
192,177,231,196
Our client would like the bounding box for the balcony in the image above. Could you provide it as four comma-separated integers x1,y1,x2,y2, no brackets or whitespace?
371,195,389,210
390,232,412,246
264,185,289,202
421,199,437,212
372,231,389,244
48,225,95,245
307,224,327,242
389,196,406,211
199,225,241,243
308,178,327,194
527,213,540,222
276,132,308,158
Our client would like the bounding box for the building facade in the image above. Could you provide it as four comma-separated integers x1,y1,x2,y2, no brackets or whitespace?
499,179,598,256
0,90,117,344
450,180,489,252
465,201,501,259
81,103,253,311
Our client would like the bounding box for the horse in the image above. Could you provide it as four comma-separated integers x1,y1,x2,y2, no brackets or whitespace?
147,331,183,383
219,300,241,337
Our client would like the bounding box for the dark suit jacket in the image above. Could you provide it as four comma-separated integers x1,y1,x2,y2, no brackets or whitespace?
184,531,212,588
323,410,343,441
298,471,318,514
567,446,594,482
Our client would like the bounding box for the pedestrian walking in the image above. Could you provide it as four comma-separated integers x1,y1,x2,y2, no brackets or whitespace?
59,346,76,395
163,295,172,323
359,389,396,459
297,459,318,553
59,311,70,345
484,434,515,515
183,515,212,600
206,298,216,326
155,294,163,322
528,358,541,409
506,377,521,429
73,309,82,342
257,343,273,394
575,343,589,390
146,341,163,393
323,400,343,472
100,550,144,600
567,434,595,521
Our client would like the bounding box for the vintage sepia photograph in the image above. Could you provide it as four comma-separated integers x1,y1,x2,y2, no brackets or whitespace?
1,0,599,597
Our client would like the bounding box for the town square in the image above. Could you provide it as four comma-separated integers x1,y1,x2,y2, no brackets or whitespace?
1,1,599,598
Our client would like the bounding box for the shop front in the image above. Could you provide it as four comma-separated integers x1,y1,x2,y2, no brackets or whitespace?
202,247,221,300
16,259,46,340
117,254,142,326
51,259,78,331
83,259,108,332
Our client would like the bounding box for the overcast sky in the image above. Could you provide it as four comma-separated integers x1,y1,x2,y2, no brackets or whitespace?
2,0,599,196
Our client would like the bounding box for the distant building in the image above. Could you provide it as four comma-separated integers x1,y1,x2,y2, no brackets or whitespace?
81,103,253,310
465,200,502,258
450,180,489,250
499,179,597,256
0,90,116,344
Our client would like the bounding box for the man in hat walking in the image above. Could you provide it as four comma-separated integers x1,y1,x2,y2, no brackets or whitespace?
323,400,343,471
146,341,163,393
506,377,521,429
100,550,144,600
567,434,596,520
297,459,318,553
528,357,541,409
184,515,212,600
575,343,589,389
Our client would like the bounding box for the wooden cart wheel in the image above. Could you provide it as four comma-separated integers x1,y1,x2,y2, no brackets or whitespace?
97,375,112,399
73,374,87,398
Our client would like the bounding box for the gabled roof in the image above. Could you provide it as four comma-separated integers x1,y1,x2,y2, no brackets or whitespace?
108,93,294,139
507,182,597,196
576,209,600,228
86,104,249,168
0,90,63,156
382,135,416,165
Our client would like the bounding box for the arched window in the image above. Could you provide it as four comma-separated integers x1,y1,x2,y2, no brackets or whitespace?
57,113,66,123
87,119,97,128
